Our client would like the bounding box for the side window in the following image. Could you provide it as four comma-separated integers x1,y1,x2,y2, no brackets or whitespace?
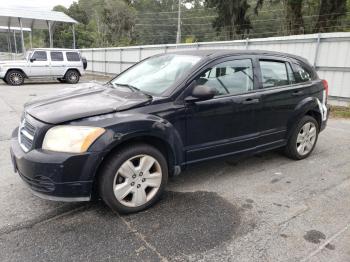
50,52,64,61
260,60,293,88
66,52,80,62
293,63,312,83
31,51,47,61
196,59,254,96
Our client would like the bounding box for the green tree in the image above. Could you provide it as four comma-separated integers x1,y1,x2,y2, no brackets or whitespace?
102,0,136,46
314,0,348,32
205,0,252,39
255,0,305,35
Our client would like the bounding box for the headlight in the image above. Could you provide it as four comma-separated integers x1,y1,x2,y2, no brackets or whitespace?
42,126,105,153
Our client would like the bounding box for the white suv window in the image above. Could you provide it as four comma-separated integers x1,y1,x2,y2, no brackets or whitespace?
66,52,80,61
32,51,47,61
50,52,64,61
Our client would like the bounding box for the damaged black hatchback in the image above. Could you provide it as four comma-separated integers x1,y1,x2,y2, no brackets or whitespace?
10,50,329,213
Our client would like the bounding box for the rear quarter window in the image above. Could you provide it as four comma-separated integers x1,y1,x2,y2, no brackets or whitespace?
293,63,313,83
66,52,80,62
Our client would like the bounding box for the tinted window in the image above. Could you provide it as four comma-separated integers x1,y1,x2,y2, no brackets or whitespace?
260,60,293,88
293,63,312,83
50,52,64,61
196,59,254,96
32,51,47,61
66,52,80,61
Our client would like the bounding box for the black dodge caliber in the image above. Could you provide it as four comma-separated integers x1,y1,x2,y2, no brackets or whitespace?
10,50,329,213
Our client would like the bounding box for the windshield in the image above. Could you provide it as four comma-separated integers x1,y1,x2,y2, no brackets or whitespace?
110,54,202,95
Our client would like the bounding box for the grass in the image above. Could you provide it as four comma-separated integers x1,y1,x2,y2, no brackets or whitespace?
330,105,350,119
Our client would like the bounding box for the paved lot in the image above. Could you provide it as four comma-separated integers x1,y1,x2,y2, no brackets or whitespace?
0,78,350,262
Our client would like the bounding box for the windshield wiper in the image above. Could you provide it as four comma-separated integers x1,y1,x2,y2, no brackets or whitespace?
112,83,153,99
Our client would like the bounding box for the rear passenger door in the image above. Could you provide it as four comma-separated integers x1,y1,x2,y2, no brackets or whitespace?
50,51,66,77
255,57,311,146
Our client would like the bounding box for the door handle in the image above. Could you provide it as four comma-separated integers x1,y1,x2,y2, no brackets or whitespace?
292,90,304,96
242,98,260,104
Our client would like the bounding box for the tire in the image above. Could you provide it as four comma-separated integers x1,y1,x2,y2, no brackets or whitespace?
98,143,168,214
57,78,66,83
285,115,319,160
64,70,80,84
5,70,25,86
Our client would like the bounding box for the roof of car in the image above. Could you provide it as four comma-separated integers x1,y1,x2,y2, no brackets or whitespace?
169,49,309,64
29,48,80,52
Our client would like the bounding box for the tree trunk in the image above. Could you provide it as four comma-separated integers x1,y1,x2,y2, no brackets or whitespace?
284,0,304,35
314,0,347,33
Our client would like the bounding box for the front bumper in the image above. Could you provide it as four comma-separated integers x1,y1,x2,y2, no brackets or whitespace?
10,132,103,201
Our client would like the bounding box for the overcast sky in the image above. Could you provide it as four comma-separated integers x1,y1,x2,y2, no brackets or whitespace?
2,0,76,10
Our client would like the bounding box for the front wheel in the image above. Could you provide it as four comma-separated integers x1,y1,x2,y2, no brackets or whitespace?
285,115,319,160
98,144,168,214
5,70,25,86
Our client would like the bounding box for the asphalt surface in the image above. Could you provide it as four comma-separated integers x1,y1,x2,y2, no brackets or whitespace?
0,77,350,261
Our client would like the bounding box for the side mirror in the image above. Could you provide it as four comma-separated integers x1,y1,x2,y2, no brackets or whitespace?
185,85,217,102
30,58,36,63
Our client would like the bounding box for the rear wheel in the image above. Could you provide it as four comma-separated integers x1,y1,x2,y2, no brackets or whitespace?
5,70,25,86
98,144,168,214
285,115,319,160
64,70,80,84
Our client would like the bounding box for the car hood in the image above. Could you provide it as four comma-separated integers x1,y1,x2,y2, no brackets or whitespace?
24,83,152,124
0,60,27,66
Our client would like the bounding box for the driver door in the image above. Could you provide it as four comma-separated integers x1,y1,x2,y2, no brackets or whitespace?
29,51,50,77
184,57,261,163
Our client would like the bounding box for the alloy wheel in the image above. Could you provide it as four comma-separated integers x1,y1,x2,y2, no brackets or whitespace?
9,72,24,85
296,122,317,156
113,154,162,207
69,73,77,82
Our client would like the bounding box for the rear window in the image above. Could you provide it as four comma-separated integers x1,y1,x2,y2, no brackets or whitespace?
66,52,80,61
50,52,64,61
32,51,47,61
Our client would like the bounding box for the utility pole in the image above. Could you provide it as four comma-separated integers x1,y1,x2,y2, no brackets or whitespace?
176,0,181,44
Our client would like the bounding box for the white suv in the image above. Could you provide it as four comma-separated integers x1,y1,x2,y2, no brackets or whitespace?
0,48,87,86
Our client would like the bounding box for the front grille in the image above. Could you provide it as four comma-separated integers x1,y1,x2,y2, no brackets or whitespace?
18,116,36,152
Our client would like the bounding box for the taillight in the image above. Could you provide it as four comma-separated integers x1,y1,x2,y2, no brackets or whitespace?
322,79,329,97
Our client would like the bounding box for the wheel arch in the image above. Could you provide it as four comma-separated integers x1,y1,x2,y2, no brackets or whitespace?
90,133,182,199
64,68,81,77
287,97,322,138
5,68,28,78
